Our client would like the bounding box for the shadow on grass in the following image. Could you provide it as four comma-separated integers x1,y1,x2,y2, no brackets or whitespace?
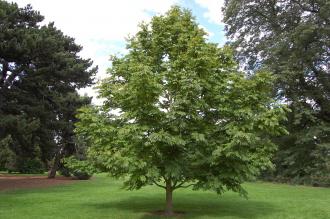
87,192,278,219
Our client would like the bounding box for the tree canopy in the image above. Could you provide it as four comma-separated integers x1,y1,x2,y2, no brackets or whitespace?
76,6,287,215
0,1,96,174
223,0,330,185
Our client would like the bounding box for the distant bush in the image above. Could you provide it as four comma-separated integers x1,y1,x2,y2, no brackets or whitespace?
261,172,330,188
63,157,94,180
17,158,45,174
0,135,17,172
58,165,71,177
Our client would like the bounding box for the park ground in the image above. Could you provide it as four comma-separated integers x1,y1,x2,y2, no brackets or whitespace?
0,174,329,219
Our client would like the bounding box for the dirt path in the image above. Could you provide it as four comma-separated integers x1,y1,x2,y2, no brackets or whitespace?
0,175,76,191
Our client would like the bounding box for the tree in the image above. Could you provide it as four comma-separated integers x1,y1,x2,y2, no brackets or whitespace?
0,1,96,174
76,6,287,215
223,0,330,186
47,93,92,178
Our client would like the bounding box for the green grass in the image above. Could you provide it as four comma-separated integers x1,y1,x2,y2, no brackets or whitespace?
0,171,47,176
0,175,329,219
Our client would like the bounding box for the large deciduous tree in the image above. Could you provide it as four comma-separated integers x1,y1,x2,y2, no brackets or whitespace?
223,0,330,185
76,6,287,215
0,1,96,175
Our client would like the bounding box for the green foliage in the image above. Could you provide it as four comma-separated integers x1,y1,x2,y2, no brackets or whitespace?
62,135,95,179
76,5,287,205
0,0,96,173
223,0,330,186
58,166,71,177
63,156,94,180
0,135,16,171
16,158,45,174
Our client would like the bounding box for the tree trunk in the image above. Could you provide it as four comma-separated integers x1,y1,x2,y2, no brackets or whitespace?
165,180,174,216
0,59,8,86
48,150,61,179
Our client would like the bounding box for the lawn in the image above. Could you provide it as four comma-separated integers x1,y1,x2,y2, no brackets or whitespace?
0,175,329,219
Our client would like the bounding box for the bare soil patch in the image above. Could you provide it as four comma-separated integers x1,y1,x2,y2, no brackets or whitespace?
0,174,76,191
146,210,185,217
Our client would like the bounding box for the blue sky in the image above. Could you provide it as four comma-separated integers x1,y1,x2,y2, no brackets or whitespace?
13,0,226,102
181,0,226,44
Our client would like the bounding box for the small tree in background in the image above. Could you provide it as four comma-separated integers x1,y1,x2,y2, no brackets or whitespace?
76,6,287,216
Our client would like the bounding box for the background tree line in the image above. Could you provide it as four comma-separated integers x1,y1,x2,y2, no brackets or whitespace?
0,1,96,177
223,0,330,186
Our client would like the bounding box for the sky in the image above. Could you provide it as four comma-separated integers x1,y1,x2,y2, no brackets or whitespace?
13,0,226,103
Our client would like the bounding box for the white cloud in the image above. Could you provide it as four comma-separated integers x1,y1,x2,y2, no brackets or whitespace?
14,0,178,42
13,0,179,103
12,0,223,104
195,0,225,24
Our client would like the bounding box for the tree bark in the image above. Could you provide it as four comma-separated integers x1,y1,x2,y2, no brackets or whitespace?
0,59,8,86
48,150,61,179
165,179,174,216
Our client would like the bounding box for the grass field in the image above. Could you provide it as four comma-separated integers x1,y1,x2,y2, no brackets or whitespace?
0,175,329,219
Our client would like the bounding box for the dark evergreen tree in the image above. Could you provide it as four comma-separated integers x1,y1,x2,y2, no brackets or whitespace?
223,0,330,186
0,1,96,175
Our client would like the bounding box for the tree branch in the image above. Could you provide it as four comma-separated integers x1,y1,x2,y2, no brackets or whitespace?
5,70,21,87
291,0,319,13
177,183,196,189
173,180,196,190
0,59,8,86
151,179,166,189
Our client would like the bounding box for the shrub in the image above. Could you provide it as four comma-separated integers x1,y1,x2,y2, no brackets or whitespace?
58,166,71,177
0,135,17,172
63,157,94,180
17,158,45,174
